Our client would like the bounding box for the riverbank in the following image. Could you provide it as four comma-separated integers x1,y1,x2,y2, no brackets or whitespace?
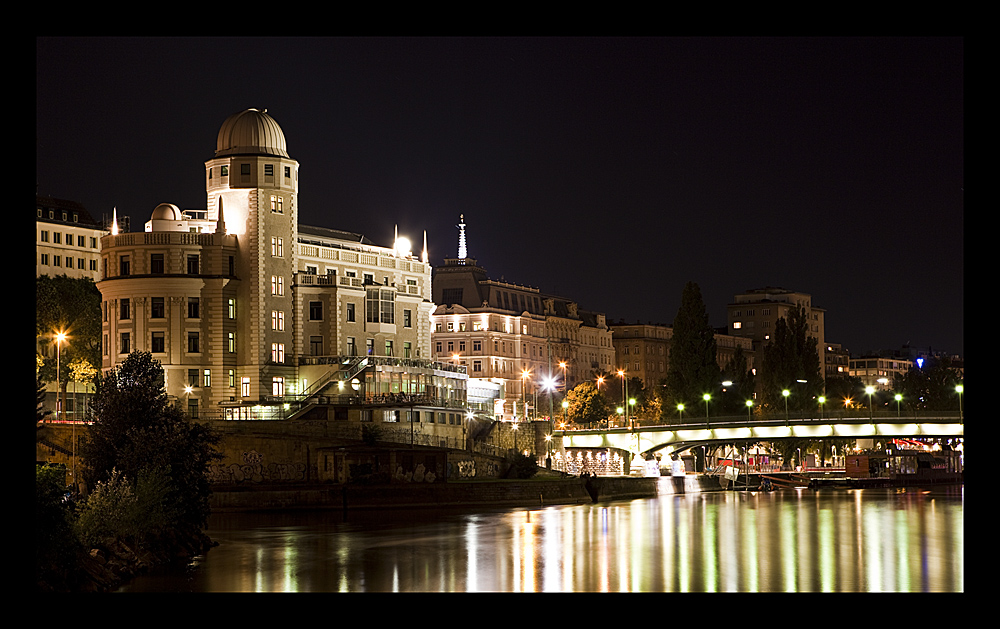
207,474,739,512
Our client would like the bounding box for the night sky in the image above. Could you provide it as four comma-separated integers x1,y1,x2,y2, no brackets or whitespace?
36,37,964,357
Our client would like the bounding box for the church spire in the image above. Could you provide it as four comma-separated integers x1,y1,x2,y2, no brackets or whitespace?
457,214,467,260
422,230,428,264
111,206,119,236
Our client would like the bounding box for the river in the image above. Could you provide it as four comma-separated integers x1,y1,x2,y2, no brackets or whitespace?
117,480,963,592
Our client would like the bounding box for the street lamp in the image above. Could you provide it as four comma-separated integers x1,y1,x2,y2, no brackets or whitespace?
894,393,902,417
818,396,826,419
629,398,636,429
782,389,790,424
746,399,753,421
676,403,684,422
521,369,530,420
865,385,876,421
559,361,568,393
956,384,964,421
53,330,67,420
702,393,711,429
562,399,569,426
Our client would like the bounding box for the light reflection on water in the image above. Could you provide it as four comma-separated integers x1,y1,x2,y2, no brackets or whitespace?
118,482,962,593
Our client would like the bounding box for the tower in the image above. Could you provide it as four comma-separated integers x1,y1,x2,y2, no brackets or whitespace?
205,108,300,401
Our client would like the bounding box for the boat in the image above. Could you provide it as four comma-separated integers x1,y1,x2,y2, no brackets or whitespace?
844,444,962,488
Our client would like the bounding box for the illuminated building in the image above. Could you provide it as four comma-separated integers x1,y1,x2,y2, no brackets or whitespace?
726,286,827,378
431,216,614,419
97,109,466,434
608,321,754,391
36,195,108,281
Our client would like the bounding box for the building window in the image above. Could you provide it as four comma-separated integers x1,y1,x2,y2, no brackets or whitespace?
188,297,200,318
310,301,323,321
241,377,250,397
277,197,283,213
473,340,482,352
241,163,251,176
265,164,273,177
271,343,285,363
272,310,284,331
365,288,395,324
403,309,412,328
310,336,323,355
228,298,236,319
473,360,482,373
40,253,48,265
271,276,284,295
272,377,284,397
229,370,235,388
120,332,130,354
271,237,283,257
285,166,291,178
187,332,200,353
347,337,356,356
346,302,355,322
188,398,199,419
366,339,374,355
120,298,130,320
221,165,228,176
40,230,48,242
228,332,235,353
404,342,411,358
120,255,130,276
186,255,199,275
203,369,211,388
151,297,165,319
436,341,442,354
385,340,393,356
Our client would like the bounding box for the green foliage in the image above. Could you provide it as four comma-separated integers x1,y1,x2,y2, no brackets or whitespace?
564,381,611,426
506,452,539,479
892,356,964,412
824,375,864,408
759,306,823,411
664,282,721,412
361,423,382,446
720,344,756,414
36,464,85,591
37,373,51,422
80,351,220,536
75,468,139,547
36,275,102,386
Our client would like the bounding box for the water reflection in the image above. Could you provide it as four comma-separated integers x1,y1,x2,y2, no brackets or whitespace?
118,483,962,593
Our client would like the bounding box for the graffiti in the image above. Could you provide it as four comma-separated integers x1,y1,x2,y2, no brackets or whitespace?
394,463,436,483
453,459,476,479
207,456,307,484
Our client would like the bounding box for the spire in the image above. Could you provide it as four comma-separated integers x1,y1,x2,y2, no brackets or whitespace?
111,207,119,236
215,196,227,234
457,214,467,259
422,230,428,264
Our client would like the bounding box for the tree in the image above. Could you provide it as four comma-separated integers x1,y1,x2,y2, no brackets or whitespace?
564,381,611,427
759,306,823,412
80,351,220,537
36,275,102,403
892,356,964,412
37,373,51,423
824,375,864,409
664,282,721,415
720,344,756,415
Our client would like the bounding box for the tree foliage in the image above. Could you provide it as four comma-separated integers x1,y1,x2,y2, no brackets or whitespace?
664,282,721,413
80,351,221,535
564,381,611,427
892,356,964,412
720,344,756,414
759,306,823,412
36,275,102,387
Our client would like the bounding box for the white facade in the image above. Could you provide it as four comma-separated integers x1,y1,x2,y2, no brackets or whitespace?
97,109,466,426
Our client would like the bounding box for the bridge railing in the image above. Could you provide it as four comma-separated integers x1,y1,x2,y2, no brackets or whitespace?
561,409,964,431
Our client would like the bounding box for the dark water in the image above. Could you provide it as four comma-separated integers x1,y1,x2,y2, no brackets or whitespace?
117,481,963,592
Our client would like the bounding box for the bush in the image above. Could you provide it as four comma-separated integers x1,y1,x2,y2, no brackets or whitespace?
36,464,84,589
507,452,539,479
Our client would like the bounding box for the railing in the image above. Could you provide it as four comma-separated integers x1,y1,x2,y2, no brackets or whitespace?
561,409,965,431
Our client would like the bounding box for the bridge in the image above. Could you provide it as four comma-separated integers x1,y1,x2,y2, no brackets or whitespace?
557,413,964,460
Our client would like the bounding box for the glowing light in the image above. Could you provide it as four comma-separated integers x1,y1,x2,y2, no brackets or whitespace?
393,236,412,257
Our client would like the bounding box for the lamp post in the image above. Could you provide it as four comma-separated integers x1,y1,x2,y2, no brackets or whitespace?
629,398,636,430
782,389,790,424
955,384,964,422
677,403,684,423
521,369,530,421
894,393,902,417
746,399,753,421
703,393,711,429
562,399,569,427
617,369,627,427
818,396,826,419
559,361,568,395
865,385,875,422
53,330,67,420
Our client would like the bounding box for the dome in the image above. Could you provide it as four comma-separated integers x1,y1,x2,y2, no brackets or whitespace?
151,203,182,221
215,108,289,158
